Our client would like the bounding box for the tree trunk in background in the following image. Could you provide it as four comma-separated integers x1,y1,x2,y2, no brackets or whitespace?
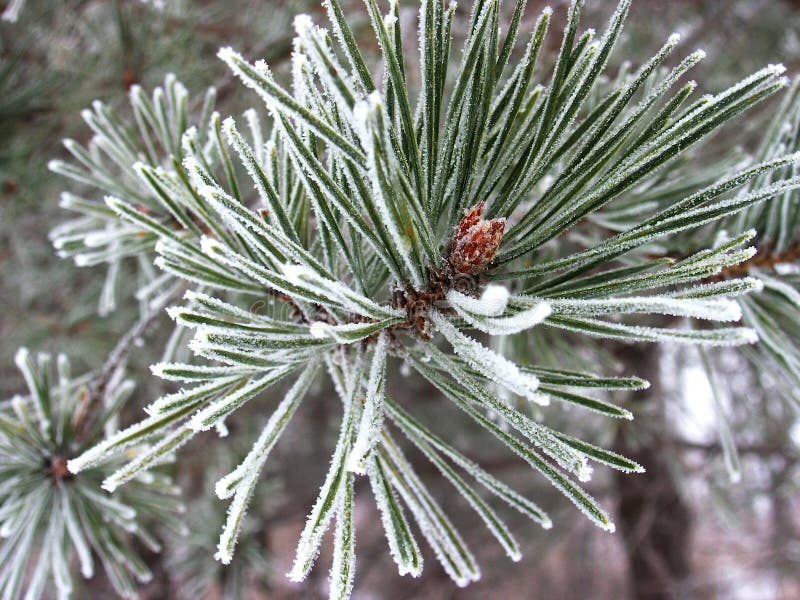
613,345,693,600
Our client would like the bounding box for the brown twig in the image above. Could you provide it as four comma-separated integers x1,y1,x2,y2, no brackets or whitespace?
713,242,800,280
71,287,182,441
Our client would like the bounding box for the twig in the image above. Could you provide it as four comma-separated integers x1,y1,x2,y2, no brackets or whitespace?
672,437,794,458
72,287,182,439
713,242,800,280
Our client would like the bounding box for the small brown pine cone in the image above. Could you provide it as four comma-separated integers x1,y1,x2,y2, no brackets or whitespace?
449,201,506,274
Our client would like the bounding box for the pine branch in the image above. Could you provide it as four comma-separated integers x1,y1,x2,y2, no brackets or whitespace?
43,1,800,598
0,350,183,599
73,285,180,440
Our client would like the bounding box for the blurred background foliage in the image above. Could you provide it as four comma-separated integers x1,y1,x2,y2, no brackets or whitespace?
2,1,800,598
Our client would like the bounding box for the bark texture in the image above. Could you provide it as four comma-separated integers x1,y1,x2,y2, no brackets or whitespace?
614,345,693,600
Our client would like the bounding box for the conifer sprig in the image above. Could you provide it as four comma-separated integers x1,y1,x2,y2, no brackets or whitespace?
0,350,183,599
52,1,800,597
